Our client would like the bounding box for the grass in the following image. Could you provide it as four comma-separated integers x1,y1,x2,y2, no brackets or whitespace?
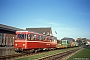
68,48,90,60
16,47,78,60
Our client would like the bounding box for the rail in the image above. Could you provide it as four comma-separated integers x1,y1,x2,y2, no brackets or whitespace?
36,47,82,60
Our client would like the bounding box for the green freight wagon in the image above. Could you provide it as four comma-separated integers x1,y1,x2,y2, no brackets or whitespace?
61,40,71,48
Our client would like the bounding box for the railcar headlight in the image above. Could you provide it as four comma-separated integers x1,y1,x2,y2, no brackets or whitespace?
15,44,17,46
23,44,25,46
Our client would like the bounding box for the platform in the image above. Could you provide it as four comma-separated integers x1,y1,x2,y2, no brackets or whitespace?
0,47,18,56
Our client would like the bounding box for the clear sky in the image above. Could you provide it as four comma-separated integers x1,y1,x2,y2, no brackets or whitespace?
0,0,90,39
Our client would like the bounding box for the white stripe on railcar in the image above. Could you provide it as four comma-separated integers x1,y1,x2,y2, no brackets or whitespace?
16,31,29,32
15,40,57,44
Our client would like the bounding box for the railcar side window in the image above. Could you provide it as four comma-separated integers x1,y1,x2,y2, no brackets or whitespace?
38,35,40,40
40,36,41,40
29,34,36,40
50,37,53,41
50,38,52,40
50,37,54,42
41,36,43,40
43,36,46,40
34,35,36,40
38,35,42,40
30,34,34,40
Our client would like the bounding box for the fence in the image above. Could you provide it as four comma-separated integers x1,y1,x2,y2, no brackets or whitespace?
0,37,15,47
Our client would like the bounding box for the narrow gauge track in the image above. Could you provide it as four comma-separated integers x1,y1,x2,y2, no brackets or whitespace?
0,47,81,60
37,47,82,60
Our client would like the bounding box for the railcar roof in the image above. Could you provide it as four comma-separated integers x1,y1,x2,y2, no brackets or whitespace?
16,30,41,34
39,34,43,35
16,30,32,32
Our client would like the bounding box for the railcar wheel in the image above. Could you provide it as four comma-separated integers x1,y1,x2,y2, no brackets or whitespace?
30,50,33,53
35,50,38,53
27,51,30,54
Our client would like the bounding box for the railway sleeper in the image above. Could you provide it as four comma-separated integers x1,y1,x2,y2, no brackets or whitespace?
11,54,19,57
0,56,6,60
5,55,13,59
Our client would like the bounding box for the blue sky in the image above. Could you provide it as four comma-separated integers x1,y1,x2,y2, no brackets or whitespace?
0,0,90,39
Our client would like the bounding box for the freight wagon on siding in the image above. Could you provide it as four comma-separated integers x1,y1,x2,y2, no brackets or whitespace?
0,33,15,46
61,40,71,48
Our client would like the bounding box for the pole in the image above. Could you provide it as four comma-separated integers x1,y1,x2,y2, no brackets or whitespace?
51,24,53,36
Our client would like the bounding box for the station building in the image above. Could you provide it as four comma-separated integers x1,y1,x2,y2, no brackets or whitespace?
0,24,24,46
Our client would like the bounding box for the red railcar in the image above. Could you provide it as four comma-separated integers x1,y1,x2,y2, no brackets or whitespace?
14,31,57,52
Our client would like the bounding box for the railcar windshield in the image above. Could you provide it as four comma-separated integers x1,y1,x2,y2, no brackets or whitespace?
17,34,28,40
42,36,46,40
18,34,24,39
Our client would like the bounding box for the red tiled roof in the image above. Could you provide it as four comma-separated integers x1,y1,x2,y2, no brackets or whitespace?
87,40,90,42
